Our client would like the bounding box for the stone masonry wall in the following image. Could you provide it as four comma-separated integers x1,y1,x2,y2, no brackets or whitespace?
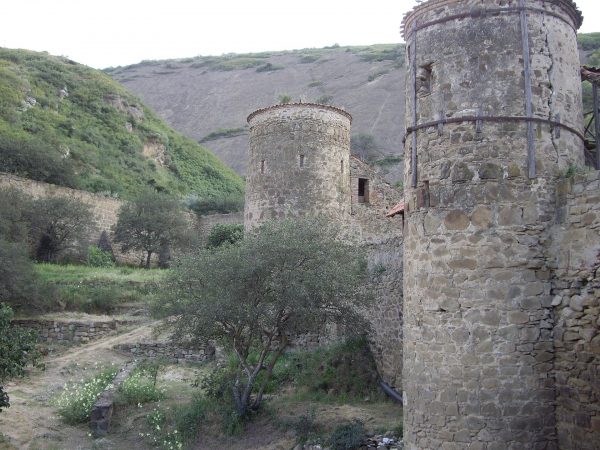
349,157,404,388
14,318,133,344
0,173,241,264
402,0,583,448
245,103,353,229
551,171,600,449
114,342,212,363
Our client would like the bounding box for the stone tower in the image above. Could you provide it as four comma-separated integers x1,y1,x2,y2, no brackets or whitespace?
401,0,583,448
245,103,352,228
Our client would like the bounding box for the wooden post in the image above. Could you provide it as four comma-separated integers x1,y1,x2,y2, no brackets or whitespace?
520,0,535,178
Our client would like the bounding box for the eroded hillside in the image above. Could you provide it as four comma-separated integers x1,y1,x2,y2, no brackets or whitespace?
107,45,407,181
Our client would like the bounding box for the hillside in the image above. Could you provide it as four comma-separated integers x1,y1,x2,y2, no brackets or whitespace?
0,48,244,200
107,44,406,180
108,34,600,181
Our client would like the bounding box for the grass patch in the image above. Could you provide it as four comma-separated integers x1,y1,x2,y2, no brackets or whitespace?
34,263,165,312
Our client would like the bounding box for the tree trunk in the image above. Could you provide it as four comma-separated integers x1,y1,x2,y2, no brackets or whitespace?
145,251,152,269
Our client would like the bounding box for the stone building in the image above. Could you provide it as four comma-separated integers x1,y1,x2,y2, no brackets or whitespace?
401,0,598,449
245,103,404,387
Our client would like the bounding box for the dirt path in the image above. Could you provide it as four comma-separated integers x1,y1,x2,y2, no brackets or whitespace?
0,322,157,450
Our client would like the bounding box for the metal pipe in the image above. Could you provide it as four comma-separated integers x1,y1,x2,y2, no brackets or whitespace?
379,380,403,403
520,0,536,179
594,82,600,169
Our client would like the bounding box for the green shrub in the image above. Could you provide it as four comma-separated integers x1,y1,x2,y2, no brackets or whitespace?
316,95,334,105
290,409,319,445
328,421,365,450
118,366,165,405
0,239,42,311
206,224,243,248
173,394,208,441
185,193,244,216
0,187,33,245
54,367,117,424
278,94,292,104
291,337,380,399
0,303,40,413
256,63,284,73
87,245,114,267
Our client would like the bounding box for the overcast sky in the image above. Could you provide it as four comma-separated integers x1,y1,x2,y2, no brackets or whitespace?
1,0,598,69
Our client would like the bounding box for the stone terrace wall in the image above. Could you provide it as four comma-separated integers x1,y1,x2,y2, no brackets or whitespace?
551,172,600,449
13,318,133,344
114,342,212,363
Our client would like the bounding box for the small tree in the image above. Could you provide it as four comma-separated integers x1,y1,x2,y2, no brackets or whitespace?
29,196,94,262
0,240,41,311
0,303,40,413
113,190,190,268
0,187,33,246
155,219,369,416
351,133,382,162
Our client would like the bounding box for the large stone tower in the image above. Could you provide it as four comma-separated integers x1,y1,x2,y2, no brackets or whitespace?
245,103,352,228
401,0,583,448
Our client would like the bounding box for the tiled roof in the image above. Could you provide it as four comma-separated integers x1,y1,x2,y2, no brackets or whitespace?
386,200,405,218
582,66,600,84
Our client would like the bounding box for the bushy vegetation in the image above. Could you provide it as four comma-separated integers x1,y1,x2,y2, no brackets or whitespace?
199,127,247,143
184,192,245,215
0,48,244,200
328,421,366,450
54,366,118,424
0,303,40,413
206,223,244,248
118,364,165,405
87,245,115,268
155,219,370,416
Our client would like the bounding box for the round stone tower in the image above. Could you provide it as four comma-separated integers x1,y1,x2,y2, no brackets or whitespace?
245,103,352,228
401,1,583,448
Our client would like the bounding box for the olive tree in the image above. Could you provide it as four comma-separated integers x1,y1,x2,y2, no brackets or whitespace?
29,195,94,262
155,219,370,416
112,190,190,268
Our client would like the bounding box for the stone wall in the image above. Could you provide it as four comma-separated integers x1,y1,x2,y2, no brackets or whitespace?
113,342,211,363
401,0,583,448
196,211,244,246
349,157,404,388
551,172,600,449
14,318,133,344
0,173,243,264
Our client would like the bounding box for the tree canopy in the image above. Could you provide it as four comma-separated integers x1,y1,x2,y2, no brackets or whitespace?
155,218,370,416
113,189,190,268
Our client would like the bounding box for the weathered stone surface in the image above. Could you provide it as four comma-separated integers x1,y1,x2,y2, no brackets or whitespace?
402,0,585,448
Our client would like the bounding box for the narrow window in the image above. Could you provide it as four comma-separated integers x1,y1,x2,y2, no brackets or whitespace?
299,154,305,168
358,178,369,203
341,159,344,173
417,63,433,96
261,160,265,174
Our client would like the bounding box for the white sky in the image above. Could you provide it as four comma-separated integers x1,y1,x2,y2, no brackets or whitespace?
1,0,598,69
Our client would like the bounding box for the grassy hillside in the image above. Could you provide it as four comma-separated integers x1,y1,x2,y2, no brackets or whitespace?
0,48,244,199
